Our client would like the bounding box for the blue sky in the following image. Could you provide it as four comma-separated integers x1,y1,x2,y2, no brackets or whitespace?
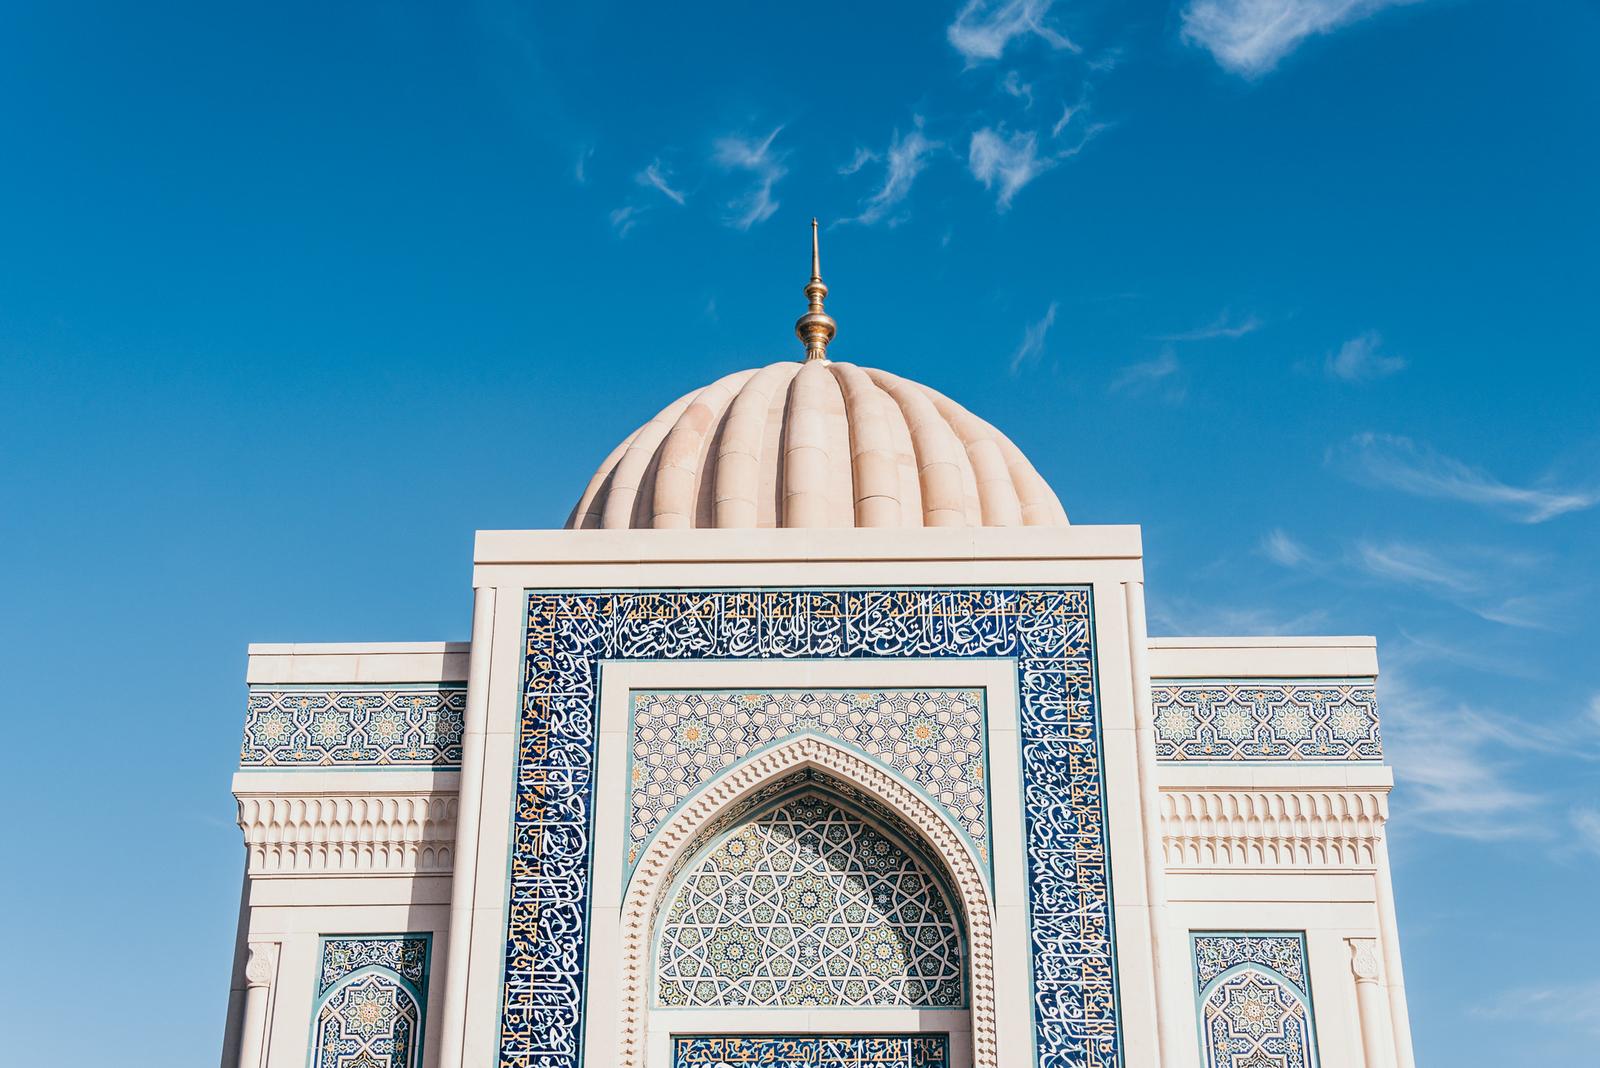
1,1,1596,1063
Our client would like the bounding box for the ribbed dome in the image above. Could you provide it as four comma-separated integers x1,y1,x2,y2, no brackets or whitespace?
566,360,1068,530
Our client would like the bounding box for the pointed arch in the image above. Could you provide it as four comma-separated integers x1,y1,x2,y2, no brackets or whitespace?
618,734,998,1068
310,966,424,1068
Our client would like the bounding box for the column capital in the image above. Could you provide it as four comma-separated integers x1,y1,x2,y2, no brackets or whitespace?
1347,937,1382,983
245,942,280,989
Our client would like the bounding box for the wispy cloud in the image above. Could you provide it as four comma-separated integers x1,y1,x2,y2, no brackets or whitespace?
1009,301,1059,374
1051,97,1086,138
1475,978,1600,1036
1110,349,1184,401
969,127,1054,209
1573,805,1600,857
712,127,787,230
609,204,643,238
838,146,878,177
1148,597,1330,637
1001,70,1035,108
1332,432,1600,523
1152,310,1262,341
575,145,594,184
1352,540,1555,629
1380,670,1545,838
1326,330,1406,381
635,159,686,205
948,0,1077,65
1261,528,1315,568
1181,0,1418,78
843,118,941,227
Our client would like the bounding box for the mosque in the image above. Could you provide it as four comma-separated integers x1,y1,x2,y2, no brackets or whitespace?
220,224,1416,1068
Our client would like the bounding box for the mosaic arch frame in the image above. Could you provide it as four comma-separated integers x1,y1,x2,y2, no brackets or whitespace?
500,587,1119,1068
650,775,969,1010
310,934,431,1068
1190,932,1320,1068
625,745,988,1066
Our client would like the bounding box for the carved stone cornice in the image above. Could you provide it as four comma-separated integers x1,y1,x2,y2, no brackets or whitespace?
1160,788,1388,869
236,792,458,875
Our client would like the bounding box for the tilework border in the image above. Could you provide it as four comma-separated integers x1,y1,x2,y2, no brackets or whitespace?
673,1033,949,1067
1152,679,1380,763
242,685,467,769
501,587,1119,1068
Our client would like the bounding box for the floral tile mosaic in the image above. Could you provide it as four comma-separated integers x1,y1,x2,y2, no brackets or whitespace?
1192,933,1319,1068
628,689,989,876
241,686,466,768
673,1034,948,1067
312,935,430,1068
1152,680,1380,762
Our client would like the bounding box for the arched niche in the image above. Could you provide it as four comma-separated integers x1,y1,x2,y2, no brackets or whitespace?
1197,962,1321,1068
618,734,997,1068
310,965,424,1068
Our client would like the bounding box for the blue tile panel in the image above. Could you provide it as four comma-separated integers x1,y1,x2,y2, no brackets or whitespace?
501,588,1118,1068
627,688,990,879
673,1034,949,1066
1191,933,1319,1068
312,935,431,1068
241,686,466,768
1152,680,1380,762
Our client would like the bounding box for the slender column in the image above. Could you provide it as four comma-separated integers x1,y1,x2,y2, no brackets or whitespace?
437,586,497,1068
1348,938,1394,1068
1373,837,1417,1068
236,942,279,1068
1123,581,1186,1066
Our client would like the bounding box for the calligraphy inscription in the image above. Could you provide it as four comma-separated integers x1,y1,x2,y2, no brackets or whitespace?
502,588,1118,1068
673,1033,949,1067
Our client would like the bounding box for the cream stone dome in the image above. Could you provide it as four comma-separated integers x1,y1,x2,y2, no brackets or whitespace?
565,223,1068,531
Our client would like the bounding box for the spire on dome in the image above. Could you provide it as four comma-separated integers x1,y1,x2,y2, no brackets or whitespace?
794,218,837,362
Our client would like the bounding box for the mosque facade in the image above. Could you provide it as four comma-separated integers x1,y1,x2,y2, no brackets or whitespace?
220,225,1416,1068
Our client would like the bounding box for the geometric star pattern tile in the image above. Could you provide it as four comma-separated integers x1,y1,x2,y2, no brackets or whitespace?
1153,680,1380,762
312,935,431,1068
1192,933,1319,1068
672,1034,949,1067
242,687,466,768
655,792,965,1008
629,689,988,876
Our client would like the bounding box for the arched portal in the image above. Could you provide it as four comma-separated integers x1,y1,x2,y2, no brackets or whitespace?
310,967,424,1068
619,734,997,1068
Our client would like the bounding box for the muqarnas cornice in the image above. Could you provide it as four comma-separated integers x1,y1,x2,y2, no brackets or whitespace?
1161,789,1388,869
236,792,458,875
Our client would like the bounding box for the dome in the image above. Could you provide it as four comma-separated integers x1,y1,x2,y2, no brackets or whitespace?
565,222,1068,531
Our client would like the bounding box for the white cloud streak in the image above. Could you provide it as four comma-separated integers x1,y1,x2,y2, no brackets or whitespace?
948,0,1077,65
1181,0,1419,78
1326,330,1406,381
609,204,643,238
1153,311,1262,341
1009,301,1058,374
712,127,787,230
1475,978,1600,1036
968,127,1054,210
838,147,879,177
1261,529,1314,568
1333,433,1600,523
843,119,941,227
635,159,686,205
1352,540,1554,629
1110,349,1183,400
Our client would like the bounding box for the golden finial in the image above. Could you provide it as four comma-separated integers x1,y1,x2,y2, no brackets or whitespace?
794,218,836,362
